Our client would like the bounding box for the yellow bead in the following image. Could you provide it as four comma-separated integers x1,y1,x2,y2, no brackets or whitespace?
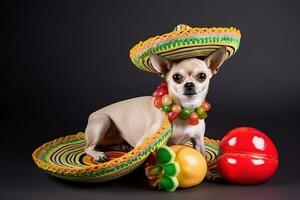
162,95,172,106
171,104,182,114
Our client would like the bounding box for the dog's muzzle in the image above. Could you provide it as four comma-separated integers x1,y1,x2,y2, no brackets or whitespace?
183,82,197,96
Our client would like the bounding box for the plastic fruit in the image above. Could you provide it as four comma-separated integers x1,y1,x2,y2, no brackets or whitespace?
217,127,278,184
145,146,179,192
145,145,207,191
171,145,207,188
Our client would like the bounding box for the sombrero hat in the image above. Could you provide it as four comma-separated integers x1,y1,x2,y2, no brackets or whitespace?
130,24,241,73
32,117,221,182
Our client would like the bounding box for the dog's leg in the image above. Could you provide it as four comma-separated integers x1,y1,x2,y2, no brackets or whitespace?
85,114,111,162
193,136,206,158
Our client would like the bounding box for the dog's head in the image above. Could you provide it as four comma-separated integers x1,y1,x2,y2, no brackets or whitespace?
149,47,227,108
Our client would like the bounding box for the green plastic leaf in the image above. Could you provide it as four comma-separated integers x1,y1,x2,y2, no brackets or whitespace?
156,146,175,165
150,165,162,176
159,174,179,192
145,165,162,177
163,162,180,177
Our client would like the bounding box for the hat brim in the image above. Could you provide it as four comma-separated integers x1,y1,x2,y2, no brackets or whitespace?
32,117,221,182
32,118,172,182
130,27,241,73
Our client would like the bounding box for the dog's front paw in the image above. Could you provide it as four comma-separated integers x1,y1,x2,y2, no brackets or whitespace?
93,152,109,163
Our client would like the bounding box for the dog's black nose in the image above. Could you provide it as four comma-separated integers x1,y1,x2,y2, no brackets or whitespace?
184,82,195,89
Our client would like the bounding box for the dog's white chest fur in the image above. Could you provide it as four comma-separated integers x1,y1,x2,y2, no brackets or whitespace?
168,118,205,145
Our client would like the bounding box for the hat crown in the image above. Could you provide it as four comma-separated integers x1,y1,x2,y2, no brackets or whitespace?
173,24,191,32
130,24,241,73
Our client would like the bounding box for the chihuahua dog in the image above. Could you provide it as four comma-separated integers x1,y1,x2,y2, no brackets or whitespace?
85,46,227,162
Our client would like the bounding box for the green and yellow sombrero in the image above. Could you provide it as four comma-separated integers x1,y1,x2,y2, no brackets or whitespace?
130,24,241,73
32,117,221,182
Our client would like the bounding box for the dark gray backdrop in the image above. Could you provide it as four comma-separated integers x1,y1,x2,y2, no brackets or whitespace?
2,0,300,199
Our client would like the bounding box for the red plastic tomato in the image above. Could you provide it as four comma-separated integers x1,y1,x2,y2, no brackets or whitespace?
217,127,278,184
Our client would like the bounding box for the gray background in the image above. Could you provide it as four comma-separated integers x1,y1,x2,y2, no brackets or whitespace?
2,0,300,199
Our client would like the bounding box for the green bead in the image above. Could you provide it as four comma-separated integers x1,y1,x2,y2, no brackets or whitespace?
179,108,190,120
195,107,207,119
162,105,171,112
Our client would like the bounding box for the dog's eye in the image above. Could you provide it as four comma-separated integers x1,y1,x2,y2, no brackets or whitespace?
172,73,183,83
197,73,206,82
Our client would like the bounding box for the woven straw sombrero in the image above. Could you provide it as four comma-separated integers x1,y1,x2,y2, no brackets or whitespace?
32,117,221,182
130,24,241,73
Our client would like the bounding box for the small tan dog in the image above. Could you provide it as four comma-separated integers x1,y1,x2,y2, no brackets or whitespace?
85,47,227,162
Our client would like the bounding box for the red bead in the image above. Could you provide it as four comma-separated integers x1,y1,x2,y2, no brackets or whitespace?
188,114,199,125
201,101,211,111
152,87,168,97
157,81,168,89
217,127,278,184
152,90,159,97
153,82,168,97
189,112,199,120
154,97,163,108
168,111,178,121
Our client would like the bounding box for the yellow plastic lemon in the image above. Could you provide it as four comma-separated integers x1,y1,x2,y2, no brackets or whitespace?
170,145,207,188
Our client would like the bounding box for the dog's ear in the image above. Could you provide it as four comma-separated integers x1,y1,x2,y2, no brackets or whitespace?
149,54,172,78
205,46,227,74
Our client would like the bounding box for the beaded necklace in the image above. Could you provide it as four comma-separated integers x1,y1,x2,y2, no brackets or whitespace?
152,82,210,125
